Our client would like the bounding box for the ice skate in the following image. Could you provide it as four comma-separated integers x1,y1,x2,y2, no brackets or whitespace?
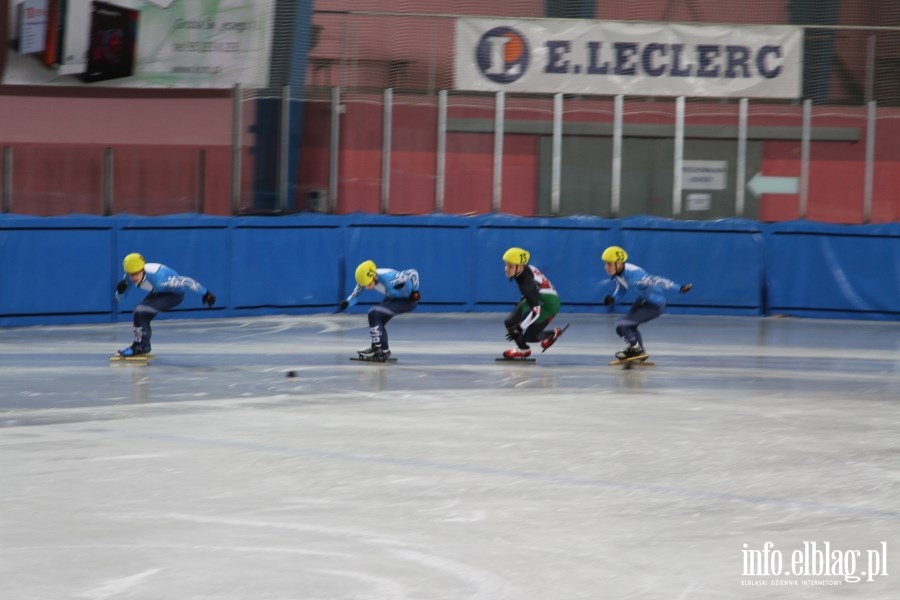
609,343,652,367
498,346,535,362
540,323,569,352
352,345,396,363
110,343,153,362
118,342,150,357
615,343,646,361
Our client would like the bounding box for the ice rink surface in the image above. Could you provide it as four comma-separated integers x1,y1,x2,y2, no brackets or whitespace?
1,312,898,599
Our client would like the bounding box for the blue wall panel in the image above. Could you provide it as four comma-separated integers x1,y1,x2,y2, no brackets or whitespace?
619,218,764,312
1,214,897,326
766,221,900,319
231,221,343,308
1,225,112,317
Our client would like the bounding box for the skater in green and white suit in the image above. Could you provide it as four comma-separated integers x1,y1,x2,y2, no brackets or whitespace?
502,247,563,359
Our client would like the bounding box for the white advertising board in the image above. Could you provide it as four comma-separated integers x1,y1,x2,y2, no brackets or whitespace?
456,18,803,98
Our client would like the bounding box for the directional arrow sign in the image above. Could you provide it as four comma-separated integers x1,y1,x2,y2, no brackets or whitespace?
747,172,799,196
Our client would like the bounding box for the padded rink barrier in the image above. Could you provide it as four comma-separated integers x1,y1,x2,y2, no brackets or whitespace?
0,213,897,326
765,220,900,320
617,217,765,316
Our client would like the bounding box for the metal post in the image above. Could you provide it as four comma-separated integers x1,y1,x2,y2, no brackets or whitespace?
550,93,563,216
435,90,447,212
230,83,242,215
196,149,206,214
800,99,811,219
865,35,876,104
278,85,291,212
381,88,393,214
863,100,876,223
329,86,341,213
427,23,437,96
673,97,685,216
492,91,505,212
102,147,114,216
611,95,623,217
735,98,748,217
2,147,11,213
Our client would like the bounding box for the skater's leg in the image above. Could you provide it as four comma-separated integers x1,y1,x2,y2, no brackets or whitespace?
366,298,415,352
615,299,663,351
524,319,551,344
504,299,529,331
367,308,392,350
503,300,532,350
133,292,184,351
526,294,561,344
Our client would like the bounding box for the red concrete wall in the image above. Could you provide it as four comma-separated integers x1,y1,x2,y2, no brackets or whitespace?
298,99,900,223
0,89,235,216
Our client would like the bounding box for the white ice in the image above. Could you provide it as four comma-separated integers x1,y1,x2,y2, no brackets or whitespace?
1,313,898,599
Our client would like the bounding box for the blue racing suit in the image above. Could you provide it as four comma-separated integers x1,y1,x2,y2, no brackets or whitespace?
344,268,420,351
608,263,682,352
117,263,209,351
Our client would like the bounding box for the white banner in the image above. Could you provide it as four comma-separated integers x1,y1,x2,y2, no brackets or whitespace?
455,18,803,98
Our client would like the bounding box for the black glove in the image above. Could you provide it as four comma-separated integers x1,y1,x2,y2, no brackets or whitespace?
679,283,693,294
409,291,420,302
202,291,216,307
338,300,349,311
505,326,523,342
115,279,128,294
603,295,614,306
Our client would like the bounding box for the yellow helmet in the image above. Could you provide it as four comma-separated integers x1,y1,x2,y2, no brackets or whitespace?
601,246,628,263
502,247,530,265
123,253,146,274
355,260,377,286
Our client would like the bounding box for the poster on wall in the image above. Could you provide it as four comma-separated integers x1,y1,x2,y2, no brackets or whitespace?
16,0,49,54
4,0,274,87
82,2,138,82
455,18,803,99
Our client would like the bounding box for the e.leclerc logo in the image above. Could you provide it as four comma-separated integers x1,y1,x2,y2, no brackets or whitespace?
475,26,530,84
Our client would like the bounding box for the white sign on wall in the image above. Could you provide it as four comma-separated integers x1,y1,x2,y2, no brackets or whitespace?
686,193,712,211
17,0,48,54
683,160,728,190
455,18,803,99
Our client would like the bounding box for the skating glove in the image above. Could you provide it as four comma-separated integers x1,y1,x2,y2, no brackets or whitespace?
202,291,216,307
338,300,349,311
679,283,693,293
115,279,128,294
409,291,420,302
603,295,615,305
505,326,523,342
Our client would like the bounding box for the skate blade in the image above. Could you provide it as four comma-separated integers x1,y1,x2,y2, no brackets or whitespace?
608,356,653,367
109,354,154,362
496,357,536,363
349,356,397,363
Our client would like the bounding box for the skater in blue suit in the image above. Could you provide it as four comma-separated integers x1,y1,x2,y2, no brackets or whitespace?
114,253,216,357
601,246,692,361
338,259,420,362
